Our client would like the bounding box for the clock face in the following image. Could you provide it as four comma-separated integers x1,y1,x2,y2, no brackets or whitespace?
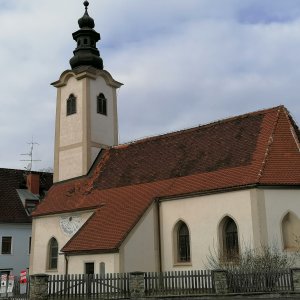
59,215,82,236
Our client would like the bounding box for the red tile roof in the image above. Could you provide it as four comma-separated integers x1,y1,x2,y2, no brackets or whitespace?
32,106,300,253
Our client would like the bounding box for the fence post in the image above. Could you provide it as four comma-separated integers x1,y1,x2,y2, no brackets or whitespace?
291,268,300,291
212,270,228,294
129,272,145,299
29,274,49,300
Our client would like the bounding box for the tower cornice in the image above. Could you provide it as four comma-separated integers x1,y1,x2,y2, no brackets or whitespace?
51,69,123,89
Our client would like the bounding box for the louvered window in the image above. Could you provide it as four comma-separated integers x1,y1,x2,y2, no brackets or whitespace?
97,93,107,116
66,94,77,116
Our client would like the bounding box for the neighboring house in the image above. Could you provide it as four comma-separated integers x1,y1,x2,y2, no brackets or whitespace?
30,2,300,275
0,169,52,276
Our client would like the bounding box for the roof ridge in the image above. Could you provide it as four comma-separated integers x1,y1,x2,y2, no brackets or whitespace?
286,109,300,150
256,106,283,182
0,167,52,175
115,105,284,148
0,167,25,172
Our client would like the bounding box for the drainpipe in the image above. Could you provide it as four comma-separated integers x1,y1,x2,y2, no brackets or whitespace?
156,199,162,273
64,253,69,275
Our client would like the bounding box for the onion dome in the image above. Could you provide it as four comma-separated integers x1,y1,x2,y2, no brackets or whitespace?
69,1,103,70
78,1,95,29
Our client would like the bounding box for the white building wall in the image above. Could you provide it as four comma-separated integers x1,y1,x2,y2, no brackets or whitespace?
263,188,300,266
160,189,254,271
58,147,83,181
59,76,83,147
30,211,93,275
68,253,120,274
89,76,118,147
120,204,159,272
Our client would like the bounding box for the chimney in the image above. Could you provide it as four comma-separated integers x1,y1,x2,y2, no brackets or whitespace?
26,173,40,195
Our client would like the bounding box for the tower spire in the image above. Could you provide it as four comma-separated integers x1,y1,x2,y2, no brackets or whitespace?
69,1,103,70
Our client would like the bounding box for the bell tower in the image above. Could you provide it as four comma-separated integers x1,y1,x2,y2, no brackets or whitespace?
52,1,122,182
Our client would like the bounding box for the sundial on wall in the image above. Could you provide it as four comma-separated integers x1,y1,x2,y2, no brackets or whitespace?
59,215,83,236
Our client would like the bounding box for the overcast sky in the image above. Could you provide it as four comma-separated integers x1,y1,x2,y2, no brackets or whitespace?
0,0,300,171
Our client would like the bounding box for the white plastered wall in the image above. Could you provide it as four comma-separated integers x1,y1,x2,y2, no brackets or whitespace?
68,253,120,274
59,147,83,181
160,189,255,271
30,211,93,275
263,188,300,266
91,147,101,165
59,76,83,147
56,75,84,181
89,76,118,147
120,204,160,272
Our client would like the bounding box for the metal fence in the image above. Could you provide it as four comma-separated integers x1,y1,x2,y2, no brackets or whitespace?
48,273,130,299
227,269,293,293
145,270,214,296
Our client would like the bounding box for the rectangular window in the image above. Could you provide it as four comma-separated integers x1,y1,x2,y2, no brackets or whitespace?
1,237,12,254
85,262,94,275
0,270,11,276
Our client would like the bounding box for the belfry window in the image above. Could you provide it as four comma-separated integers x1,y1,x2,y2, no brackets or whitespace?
97,93,107,116
177,222,190,262
48,237,58,270
66,94,77,116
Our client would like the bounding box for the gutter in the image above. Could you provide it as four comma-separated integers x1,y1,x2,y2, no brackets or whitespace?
157,183,300,203
158,184,258,202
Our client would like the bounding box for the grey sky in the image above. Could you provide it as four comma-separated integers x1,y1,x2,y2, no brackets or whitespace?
0,0,300,170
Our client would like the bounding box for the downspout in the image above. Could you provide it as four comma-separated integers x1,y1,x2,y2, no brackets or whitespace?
64,253,69,275
156,199,162,272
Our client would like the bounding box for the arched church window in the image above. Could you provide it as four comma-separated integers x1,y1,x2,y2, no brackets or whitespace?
282,212,300,250
221,217,239,260
84,38,88,45
97,93,107,116
66,94,77,116
48,237,58,270
177,221,190,262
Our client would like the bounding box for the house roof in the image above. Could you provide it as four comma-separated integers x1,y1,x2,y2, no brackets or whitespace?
32,106,300,253
0,169,53,223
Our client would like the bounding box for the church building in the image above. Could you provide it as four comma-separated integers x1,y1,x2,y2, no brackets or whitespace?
30,2,300,275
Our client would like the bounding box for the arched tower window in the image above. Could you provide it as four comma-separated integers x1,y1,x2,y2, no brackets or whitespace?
282,212,300,250
48,237,58,270
66,94,77,116
176,221,190,262
220,217,239,260
97,93,107,116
